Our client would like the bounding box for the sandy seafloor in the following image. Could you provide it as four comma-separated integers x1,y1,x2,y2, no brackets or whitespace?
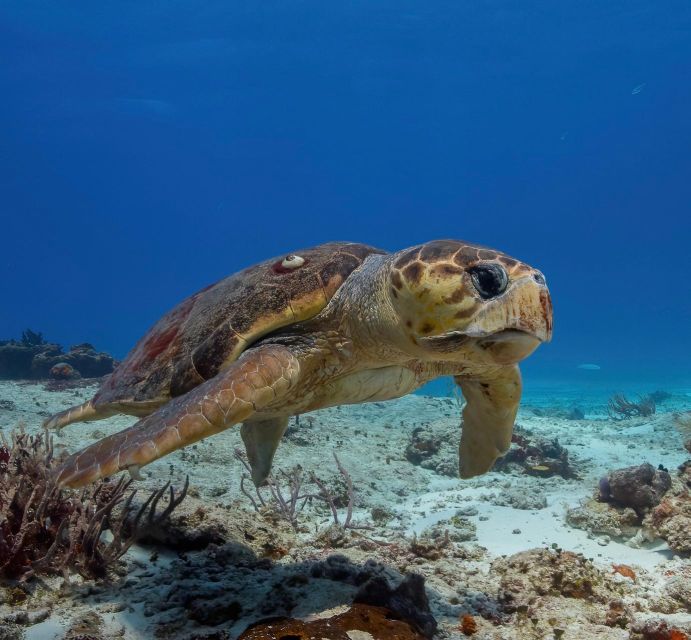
0,377,690,640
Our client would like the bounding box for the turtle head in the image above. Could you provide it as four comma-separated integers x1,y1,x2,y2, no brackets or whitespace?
388,240,552,365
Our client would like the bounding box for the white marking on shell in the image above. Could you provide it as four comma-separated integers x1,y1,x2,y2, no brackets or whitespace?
281,254,305,269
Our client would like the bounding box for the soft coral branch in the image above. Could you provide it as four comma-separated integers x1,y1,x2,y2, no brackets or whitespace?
0,427,187,581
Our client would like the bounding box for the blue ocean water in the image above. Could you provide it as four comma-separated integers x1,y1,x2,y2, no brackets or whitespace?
1,1,690,390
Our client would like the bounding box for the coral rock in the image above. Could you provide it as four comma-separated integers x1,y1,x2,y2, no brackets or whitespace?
630,618,690,640
493,432,575,479
492,548,621,610
34,342,116,378
49,362,81,380
354,573,437,638
645,480,691,554
405,427,442,465
566,499,639,538
237,604,426,639
605,599,629,628
605,463,671,512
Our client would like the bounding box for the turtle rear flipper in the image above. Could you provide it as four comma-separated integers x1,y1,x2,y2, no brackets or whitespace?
44,398,159,430
241,416,290,486
44,401,116,431
54,345,301,488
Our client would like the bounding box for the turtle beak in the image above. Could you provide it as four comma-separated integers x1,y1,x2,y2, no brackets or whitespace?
460,276,552,365
415,273,552,363
463,276,553,344
475,330,542,364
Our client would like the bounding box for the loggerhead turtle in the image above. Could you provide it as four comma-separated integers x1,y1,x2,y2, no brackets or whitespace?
46,240,553,488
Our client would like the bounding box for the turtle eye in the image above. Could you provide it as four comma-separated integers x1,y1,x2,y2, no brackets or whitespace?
468,263,508,299
281,254,305,269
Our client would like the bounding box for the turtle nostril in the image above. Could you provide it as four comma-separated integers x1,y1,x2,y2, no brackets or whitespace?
533,272,546,286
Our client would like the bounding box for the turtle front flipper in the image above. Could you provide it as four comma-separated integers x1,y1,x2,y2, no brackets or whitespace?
455,364,522,478
54,346,301,488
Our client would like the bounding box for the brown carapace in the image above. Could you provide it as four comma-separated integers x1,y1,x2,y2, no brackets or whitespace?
46,242,383,428
46,240,552,489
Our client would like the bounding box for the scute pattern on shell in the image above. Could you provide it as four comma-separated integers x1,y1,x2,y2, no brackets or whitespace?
93,242,384,407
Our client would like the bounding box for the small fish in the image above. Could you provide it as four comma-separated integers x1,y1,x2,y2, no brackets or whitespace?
577,363,601,371
631,83,646,95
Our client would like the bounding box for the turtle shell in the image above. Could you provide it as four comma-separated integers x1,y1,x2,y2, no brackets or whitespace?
93,242,385,409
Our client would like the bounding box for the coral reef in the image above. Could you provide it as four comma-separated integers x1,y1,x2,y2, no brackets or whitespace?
568,461,691,554
404,421,579,480
1,383,689,639
493,429,576,478
94,532,440,640
649,390,673,403
648,493,691,554
0,332,116,380
486,486,548,510
420,513,477,543
0,427,187,580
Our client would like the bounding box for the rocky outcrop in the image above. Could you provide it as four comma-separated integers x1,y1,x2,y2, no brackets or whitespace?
493,430,576,479
0,331,116,380
644,461,691,554
599,463,672,513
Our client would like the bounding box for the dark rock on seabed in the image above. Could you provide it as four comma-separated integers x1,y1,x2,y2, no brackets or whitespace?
0,330,116,380
600,462,672,513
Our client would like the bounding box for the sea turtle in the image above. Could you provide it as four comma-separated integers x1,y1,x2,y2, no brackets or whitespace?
46,240,552,488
